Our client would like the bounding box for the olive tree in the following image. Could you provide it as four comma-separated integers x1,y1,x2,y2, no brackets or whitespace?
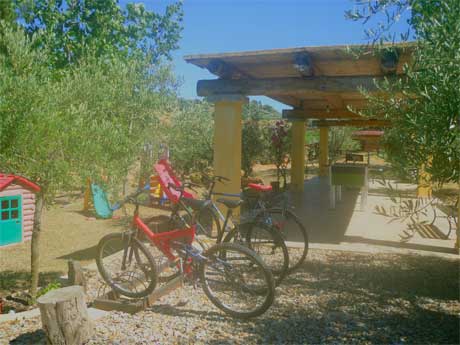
347,0,459,185
347,0,460,246
0,26,176,299
13,0,183,68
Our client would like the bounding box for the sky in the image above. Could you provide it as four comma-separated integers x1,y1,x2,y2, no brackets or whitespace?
120,0,411,111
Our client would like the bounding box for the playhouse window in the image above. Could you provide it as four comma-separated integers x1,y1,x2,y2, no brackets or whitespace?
1,200,8,209
11,199,18,208
1,211,8,220
11,210,18,219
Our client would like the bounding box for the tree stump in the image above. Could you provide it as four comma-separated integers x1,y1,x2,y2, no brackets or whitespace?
37,286,93,345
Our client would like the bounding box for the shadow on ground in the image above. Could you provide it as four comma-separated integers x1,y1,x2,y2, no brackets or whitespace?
7,250,460,344
205,252,460,344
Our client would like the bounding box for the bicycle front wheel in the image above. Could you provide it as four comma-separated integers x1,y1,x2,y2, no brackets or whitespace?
96,232,157,298
223,223,290,286
266,208,309,272
200,243,275,319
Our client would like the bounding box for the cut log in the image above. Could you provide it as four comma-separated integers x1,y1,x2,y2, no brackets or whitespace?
37,286,93,345
67,260,87,293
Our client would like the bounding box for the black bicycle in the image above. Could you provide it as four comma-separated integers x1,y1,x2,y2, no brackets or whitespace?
168,182,290,286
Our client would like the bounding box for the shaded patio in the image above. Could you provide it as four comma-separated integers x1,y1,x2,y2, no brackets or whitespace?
184,44,458,254
284,177,457,255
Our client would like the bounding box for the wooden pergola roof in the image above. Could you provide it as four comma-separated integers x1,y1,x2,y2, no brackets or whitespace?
184,43,413,124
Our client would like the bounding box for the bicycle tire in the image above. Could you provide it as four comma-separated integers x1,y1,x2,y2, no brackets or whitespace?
96,232,158,298
222,222,289,286
200,242,275,318
195,205,221,239
266,208,309,273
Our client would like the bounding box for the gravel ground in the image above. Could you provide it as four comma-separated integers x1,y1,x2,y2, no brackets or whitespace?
2,249,459,345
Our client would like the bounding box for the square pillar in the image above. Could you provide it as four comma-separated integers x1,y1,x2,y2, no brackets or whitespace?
209,95,247,207
290,120,306,192
417,160,432,198
319,126,329,176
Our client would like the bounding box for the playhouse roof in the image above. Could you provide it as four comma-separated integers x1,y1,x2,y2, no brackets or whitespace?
0,174,41,193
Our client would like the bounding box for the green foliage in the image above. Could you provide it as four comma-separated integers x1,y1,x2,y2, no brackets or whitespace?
166,100,214,175
242,100,281,120
36,281,61,298
347,0,460,185
13,0,183,68
0,25,175,201
241,101,279,176
268,120,291,187
0,1,16,24
329,127,360,161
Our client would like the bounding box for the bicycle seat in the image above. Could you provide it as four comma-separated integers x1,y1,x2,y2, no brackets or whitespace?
216,198,243,209
247,183,272,192
182,198,211,211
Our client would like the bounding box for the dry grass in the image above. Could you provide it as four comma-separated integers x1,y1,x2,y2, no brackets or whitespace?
0,195,165,296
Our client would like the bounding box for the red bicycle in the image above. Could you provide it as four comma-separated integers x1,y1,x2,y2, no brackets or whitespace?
95,186,275,318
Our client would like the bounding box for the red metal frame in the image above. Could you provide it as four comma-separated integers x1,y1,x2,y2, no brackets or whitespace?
133,213,196,274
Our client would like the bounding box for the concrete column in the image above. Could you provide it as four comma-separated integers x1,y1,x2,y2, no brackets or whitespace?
319,126,329,176
209,95,247,212
290,120,306,192
417,159,432,198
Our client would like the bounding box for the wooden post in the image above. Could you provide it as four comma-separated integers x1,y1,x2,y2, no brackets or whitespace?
319,126,329,176
210,95,247,215
67,260,87,293
83,178,92,211
38,286,93,345
290,120,306,192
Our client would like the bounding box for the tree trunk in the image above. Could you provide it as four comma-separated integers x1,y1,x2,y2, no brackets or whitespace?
30,193,44,301
37,286,94,345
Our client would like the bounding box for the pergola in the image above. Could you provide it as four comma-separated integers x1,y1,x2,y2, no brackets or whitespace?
185,43,414,196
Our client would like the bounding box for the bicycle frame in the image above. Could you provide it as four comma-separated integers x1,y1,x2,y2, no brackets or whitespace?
131,205,197,274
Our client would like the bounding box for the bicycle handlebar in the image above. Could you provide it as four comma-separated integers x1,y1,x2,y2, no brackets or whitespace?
111,184,150,210
167,182,200,193
204,174,230,183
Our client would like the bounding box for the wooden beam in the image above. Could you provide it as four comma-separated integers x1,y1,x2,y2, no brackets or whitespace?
283,108,363,119
380,49,399,75
207,59,248,79
312,119,391,127
293,52,313,77
270,95,303,108
197,76,387,97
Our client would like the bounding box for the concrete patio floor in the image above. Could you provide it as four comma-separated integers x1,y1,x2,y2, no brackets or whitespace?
286,176,458,257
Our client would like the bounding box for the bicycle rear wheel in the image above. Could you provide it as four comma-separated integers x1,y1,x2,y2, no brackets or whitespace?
223,223,289,286
96,232,157,298
267,208,309,273
200,242,275,318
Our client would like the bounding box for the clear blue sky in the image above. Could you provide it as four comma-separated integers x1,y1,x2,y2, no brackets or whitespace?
121,0,411,111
